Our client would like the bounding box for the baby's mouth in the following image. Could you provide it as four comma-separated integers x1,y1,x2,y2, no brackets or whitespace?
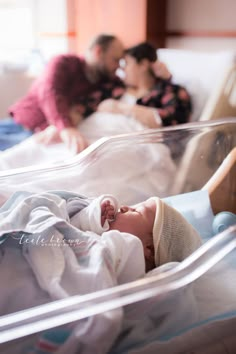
107,211,120,224
107,217,116,223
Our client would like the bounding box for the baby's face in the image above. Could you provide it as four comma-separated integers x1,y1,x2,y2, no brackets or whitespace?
109,198,156,241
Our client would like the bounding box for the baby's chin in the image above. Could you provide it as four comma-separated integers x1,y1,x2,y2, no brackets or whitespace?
108,219,119,231
108,223,116,231
108,212,125,231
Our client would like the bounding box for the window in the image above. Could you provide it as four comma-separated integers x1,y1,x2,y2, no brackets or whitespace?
0,0,36,61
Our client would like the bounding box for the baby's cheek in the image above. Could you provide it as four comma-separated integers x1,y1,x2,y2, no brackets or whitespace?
109,219,126,232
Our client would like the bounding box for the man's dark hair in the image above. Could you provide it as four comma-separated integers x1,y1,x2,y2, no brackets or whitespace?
89,34,117,52
125,42,157,63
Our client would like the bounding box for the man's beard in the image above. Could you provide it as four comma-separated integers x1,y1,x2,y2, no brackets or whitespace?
97,64,115,80
85,63,115,83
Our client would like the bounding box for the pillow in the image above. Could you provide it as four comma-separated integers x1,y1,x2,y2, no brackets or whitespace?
157,49,236,121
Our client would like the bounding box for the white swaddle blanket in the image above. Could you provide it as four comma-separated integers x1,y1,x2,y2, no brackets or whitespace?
0,191,145,354
1,190,236,354
71,194,119,234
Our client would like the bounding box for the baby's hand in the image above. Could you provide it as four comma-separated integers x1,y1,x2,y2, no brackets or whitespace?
101,200,116,226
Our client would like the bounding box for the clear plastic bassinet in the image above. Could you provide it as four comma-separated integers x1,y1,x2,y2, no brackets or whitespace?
0,117,236,353
0,117,235,207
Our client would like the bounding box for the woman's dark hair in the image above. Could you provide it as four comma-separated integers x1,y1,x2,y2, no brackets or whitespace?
124,42,157,63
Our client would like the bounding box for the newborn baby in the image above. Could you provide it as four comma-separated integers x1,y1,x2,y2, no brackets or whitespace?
71,195,202,272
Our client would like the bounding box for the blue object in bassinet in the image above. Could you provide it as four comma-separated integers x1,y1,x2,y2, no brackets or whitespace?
212,212,236,235
25,328,71,353
164,190,214,241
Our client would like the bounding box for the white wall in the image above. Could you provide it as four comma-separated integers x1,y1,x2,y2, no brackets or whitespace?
167,0,236,51
167,37,236,52
36,0,70,60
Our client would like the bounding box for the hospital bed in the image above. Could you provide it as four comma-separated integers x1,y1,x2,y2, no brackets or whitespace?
157,49,236,122
0,48,235,172
0,118,236,353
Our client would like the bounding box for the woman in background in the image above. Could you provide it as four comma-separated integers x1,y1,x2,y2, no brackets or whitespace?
97,42,192,128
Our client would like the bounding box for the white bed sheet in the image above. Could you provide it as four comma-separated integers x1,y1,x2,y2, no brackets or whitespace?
0,112,145,171
0,112,176,206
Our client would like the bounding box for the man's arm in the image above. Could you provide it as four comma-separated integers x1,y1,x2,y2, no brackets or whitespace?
97,99,163,128
37,55,77,130
35,55,90,152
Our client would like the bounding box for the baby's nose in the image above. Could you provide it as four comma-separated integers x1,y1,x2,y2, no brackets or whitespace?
120,206,129,213
120,206,135,213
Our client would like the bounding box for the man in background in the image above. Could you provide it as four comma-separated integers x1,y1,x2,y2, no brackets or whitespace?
3,34,125,152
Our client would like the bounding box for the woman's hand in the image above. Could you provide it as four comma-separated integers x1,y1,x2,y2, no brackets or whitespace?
151,61,172,81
